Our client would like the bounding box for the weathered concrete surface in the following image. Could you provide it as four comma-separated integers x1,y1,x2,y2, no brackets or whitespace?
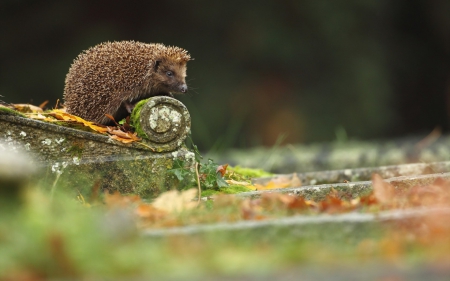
143,207,450,237
0,97,194,197
209,135,450,173
254,161,450,186
141,162,450,238
242,161,450,200
243,172,450,201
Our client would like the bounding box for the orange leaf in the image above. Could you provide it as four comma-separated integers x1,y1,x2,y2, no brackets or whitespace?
320,195,347,214
104,191,141,208
104,113,119,125
216,164,228,177
135,204,167,222
39,100,49,109
288,196,309,210
254,174,301,190
254,179,290,190
50,109,109,133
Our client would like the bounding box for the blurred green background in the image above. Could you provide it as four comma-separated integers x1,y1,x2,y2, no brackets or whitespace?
1,0,449,151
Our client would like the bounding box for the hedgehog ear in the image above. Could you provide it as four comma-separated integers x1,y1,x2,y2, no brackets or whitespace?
154,60,162,71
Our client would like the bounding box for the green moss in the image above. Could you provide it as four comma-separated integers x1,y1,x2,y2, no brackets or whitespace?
201,189,219,197
201,185,253,197
67,144,83,158
228,166,273,179
0,107,26,117
130,98,149,139
221,184,253,193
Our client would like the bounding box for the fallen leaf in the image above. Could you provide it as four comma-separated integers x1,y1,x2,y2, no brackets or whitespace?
240,198,266,220
13,103,44,113
152,189,198,213
225,179,251,186
254,180,290,190
372,174,395,205
253,174,302,190
260,193,291,211
107,127,142,143
216,164,228,177
38,100,49,109
110,134,141,143
50,109,109,133
135,204,167,222
28,113,53,121
105,113,119,125
287,196,309,210
319,196,345,214
104,191,141,208
290,173,302,187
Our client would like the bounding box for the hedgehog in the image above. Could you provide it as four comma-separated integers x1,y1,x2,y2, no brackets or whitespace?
63,41,191,124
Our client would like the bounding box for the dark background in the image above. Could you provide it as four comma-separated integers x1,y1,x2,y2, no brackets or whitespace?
1,0,449,151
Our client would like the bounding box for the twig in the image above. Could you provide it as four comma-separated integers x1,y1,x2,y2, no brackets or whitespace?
195,162,201,205
54,98,60,109
50,172,62,201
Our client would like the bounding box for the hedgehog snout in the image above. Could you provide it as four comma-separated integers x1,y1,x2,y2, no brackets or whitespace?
179,84,188,93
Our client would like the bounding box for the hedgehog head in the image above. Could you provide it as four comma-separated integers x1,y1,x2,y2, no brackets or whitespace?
150,44,192,95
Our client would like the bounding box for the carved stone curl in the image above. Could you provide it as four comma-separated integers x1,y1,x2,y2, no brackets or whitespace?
132,96,191,152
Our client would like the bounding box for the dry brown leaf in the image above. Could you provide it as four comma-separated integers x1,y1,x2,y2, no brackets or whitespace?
107,127,141,143
109,134,141,143
39,100,49,109
319,195,351,214
135,204,167,223
254,174,302,191
372,174,395,205
13,103,44,113
107,127,135,138
105,113,120,125
216,164,228,177
260,193,294,210
290,173,302,187
109,135,135,143
104,191,141,208
240,198,266,220
225,179,251,186
152,189,198,213
254,179,290,190
27,113,52,121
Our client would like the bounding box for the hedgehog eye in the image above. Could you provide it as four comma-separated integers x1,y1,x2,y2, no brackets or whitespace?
166,71,174,77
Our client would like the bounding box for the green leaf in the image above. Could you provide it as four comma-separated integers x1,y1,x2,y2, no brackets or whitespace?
216,173,229,188
168,159,190,181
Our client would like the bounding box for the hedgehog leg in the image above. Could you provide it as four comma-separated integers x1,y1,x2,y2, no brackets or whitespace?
123,101,136,113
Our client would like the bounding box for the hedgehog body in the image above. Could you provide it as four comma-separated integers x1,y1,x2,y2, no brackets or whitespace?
63,41,191,124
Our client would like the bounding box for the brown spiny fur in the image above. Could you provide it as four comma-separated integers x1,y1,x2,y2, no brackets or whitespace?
63,41,191,124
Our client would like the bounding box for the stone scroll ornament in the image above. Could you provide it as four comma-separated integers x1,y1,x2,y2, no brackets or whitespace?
130,96,191,152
